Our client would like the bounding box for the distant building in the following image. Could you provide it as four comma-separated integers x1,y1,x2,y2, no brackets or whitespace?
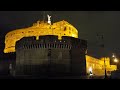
86,55,117,76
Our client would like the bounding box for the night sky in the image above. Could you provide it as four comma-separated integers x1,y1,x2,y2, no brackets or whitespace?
0,11,120,58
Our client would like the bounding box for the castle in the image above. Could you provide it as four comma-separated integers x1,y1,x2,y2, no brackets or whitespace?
4,15,117,78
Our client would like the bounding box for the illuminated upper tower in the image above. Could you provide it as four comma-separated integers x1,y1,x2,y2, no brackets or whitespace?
4,15,78,53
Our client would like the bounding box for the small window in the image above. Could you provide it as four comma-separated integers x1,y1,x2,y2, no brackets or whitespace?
69,27,71,30
64,27,66,31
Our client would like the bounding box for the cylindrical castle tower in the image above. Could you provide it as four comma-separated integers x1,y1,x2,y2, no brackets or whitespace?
4,16,87,78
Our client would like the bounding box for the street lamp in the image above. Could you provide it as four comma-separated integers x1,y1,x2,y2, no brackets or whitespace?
114,58,119,63
111,53,119,70
112,53,115,58
112,53,119,63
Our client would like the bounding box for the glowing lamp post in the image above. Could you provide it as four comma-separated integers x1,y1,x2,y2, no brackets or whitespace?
112,53,119,70
112,53,119,63
113,58,119,70
114,58,118,63
112,53,115,58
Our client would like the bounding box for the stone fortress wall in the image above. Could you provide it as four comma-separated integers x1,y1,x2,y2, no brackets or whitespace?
15,35,87,76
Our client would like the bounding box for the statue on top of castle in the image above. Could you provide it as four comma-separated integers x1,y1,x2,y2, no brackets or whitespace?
47,14,51,25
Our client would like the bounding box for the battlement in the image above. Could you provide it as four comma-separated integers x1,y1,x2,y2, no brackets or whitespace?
15,36,87,76
16,35,87,50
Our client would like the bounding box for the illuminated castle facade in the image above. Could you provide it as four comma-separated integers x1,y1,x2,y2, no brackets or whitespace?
4,19,78,53
4,15,117,78
86,55,117,76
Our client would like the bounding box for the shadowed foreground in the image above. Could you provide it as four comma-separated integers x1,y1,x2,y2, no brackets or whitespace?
0,75,111,79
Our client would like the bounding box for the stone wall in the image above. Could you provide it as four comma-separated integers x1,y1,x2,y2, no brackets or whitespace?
15,35,87,77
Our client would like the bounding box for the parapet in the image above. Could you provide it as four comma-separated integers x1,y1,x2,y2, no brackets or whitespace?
15,35,87,50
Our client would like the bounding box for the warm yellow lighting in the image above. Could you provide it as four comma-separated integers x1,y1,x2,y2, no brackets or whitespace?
114,58,118,63
86,55,117,76
4,20,78,53
89,67,93,76
89,67,92,72
112,54,115,58
72,34,76,37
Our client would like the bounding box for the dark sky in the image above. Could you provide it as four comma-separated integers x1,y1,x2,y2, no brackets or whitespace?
0,11,120,58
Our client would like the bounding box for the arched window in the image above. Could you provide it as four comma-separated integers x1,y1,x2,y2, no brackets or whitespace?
64,27,66,31
69,27,71,30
